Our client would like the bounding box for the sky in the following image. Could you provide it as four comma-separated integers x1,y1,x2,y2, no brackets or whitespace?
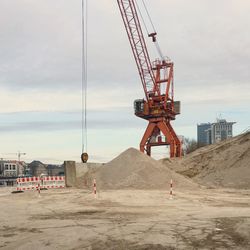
0,0,249,163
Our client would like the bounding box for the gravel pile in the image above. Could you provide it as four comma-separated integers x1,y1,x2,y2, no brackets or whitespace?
76,148,198,190
163,132,250,189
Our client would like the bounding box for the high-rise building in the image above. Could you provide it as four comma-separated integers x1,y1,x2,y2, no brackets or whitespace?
210,119,236,144
197,123,212,146
197,119,236,146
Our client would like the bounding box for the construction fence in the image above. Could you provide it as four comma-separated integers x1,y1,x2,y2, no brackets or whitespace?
16,176,65,191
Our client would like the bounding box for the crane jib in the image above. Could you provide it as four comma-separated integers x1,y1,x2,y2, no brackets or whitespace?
117,0,182,158
117,0,160,101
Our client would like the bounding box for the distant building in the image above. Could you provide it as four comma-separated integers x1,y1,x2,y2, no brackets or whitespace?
4,162,18,177
28,161,47,177
197,123,212,146
197,119,236,146
27,161,65,177
47,164,64,176
0,160,25,177
0,159,65,177
0,161,4,176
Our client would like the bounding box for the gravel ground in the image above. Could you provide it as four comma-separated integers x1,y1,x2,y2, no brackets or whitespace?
1,187,250,249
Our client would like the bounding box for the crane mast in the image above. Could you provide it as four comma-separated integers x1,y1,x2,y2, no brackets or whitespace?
117,0,182,157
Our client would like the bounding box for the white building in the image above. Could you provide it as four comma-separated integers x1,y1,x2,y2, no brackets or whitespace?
210,119,236,144
197,119,236,146
3,161,24,177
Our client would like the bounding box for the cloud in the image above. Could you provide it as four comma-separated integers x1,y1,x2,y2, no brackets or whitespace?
0,108,144,133
1,0,249,94
0,0,249,162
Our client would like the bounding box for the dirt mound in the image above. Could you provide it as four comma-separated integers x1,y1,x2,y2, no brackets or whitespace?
164,132,250,189
77,148,198,190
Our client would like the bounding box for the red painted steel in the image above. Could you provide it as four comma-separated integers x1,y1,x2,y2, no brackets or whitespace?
117,0,181,157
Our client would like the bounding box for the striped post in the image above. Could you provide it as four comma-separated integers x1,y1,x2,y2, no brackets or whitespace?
93,179,97,198
170,179,173,199
38,183,41,196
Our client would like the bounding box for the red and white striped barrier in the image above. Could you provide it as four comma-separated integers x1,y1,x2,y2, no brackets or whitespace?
170,179,173,199
16,176,65,191
16,177,40,191
93,179,97,198
41,176,65,189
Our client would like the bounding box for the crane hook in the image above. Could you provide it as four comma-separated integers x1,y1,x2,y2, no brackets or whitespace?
81,152,88,163
148,32,157,42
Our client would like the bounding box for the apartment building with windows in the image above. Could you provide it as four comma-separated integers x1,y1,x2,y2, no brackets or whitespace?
197,119,236,146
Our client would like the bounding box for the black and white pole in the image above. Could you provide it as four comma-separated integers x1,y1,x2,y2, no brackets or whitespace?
170,179,173,199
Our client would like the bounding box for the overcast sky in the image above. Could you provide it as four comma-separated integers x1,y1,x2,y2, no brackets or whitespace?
0,0,249,163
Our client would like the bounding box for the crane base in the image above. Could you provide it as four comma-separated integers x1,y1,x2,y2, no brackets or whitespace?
140,118,181,158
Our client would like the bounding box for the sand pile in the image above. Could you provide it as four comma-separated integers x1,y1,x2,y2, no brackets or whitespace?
164,132,250,189
77,148,198,190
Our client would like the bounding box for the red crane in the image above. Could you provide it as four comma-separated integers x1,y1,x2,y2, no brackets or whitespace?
117,0,181,157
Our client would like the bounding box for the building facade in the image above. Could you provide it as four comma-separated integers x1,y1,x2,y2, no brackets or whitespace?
210,119,235,144
197,123,212,146
4,162,18,177
28,161,47,177
0,161,25,177
47,164,64,176
197,119,235,146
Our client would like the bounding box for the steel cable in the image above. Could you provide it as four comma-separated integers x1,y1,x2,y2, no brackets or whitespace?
82,0,88,153
136,0,167,60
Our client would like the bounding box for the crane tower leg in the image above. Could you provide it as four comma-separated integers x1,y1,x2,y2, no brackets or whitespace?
140,118,182,158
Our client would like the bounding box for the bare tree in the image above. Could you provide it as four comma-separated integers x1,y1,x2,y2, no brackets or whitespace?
184,138,198,154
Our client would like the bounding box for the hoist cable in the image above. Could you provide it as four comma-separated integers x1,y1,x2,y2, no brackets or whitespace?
81,0,88,153
136,0,166,60
135,0,150,35
156,41,167,61
141,0,156,33
81,0,84,152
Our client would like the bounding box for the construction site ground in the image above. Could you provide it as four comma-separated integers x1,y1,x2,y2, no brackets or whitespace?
1,187,250,250
1,133,249,249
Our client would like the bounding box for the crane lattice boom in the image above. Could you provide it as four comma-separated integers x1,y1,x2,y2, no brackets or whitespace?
117,0,159,102
117,0,182,158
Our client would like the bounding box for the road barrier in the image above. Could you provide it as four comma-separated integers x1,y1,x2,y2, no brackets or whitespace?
41,176,65,189
16,176,65,191
16,177,40,191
